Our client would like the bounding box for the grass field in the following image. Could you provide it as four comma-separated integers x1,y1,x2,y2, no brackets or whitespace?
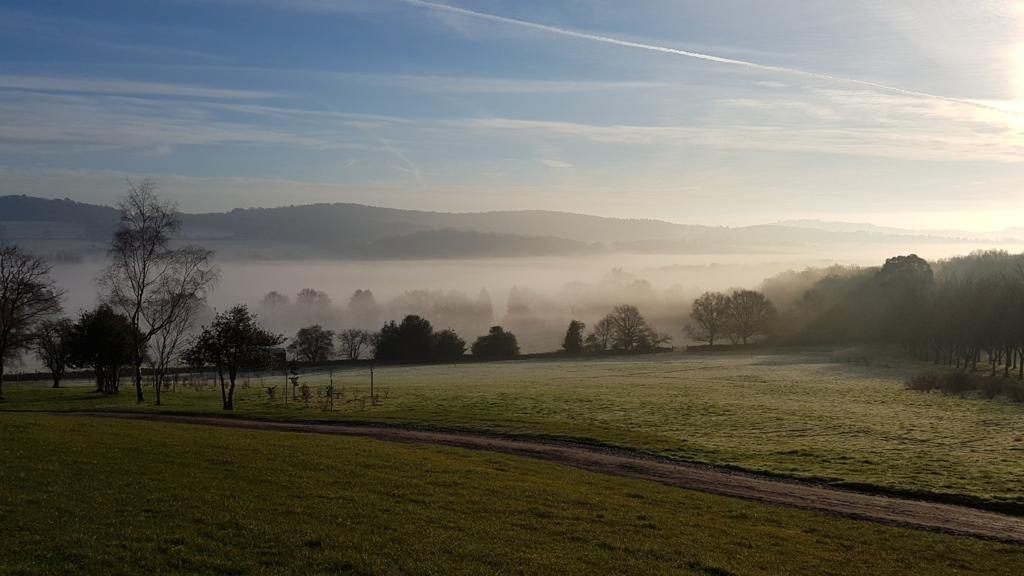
1,412,1022,575
5,349,1024,508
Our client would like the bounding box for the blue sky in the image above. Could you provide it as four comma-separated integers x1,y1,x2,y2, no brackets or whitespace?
1,0,1022,229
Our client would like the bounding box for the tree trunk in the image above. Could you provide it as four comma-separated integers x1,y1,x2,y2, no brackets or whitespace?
154,372,162,406
52,373,61,389
0,361,5,400
106,366,120,395
225,371,236,411
218,369,227,409
134,361,144,403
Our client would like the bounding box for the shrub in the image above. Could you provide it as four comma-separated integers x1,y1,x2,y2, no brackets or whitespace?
374,315,435,363
905,370,1024,401
433,329,467,361
979,377,1005,400
937,371,975,396
374,316,467,363
905,372,939,392
471,326,519,359
1005,381,1024,403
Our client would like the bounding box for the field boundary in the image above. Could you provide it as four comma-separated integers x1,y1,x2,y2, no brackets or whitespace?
2,348,675,383
12,410,1024,544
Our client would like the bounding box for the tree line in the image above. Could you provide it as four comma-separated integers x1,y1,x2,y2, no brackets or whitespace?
767,250,1024,383
683,290,776,347
560,304,672,354
257,286,495,339
283,317,521,365
0,180,521,410
0,175,780,410
0,175,530,408
0,180,219,403
17,180,1023,413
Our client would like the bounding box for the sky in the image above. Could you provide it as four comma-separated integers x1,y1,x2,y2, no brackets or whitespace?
1,0,1023,230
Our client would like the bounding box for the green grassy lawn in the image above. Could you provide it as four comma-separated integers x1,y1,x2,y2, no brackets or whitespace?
1,412,1022,575
5,349,1024,508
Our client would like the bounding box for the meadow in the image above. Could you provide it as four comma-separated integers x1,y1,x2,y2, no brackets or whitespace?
6,348,1024,510
2,412,1023,576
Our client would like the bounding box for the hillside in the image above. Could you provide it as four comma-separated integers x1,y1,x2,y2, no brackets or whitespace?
2,195,1021,260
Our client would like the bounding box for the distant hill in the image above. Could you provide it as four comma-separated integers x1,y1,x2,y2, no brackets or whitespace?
183,203,700,246
776,219,1010,241
0,196,119,240
2,195,1022,260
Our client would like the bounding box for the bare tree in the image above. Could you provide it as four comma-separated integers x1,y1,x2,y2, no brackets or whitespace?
34,317,74,388
260,291,290,308
686,292,729,346
101,179,219,403
0,246,63,399
148,295,204,404
295,288,332,326
338,328,372,360
347,289,379,329
726,290,776,345
588,317,613,351
258,291,290,328
607,305,649,351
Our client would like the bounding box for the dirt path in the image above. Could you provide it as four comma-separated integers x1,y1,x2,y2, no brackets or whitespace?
29,411,1024,544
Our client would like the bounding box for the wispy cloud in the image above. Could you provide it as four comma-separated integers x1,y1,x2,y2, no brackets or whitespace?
177,0,384,13
3,75,1019,164
348,74,666,94
455,101,1024,164
14,97,1015,164
373,134,424,182
540,158,572,169
195,101,416,128
398,0,1018,116
0,75,279,99
0,92,341,153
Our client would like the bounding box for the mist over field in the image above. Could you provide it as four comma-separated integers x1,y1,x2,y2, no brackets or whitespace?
11,195,1024,353
40,239,1024,354
8,190,1023,362
5,2,1024,573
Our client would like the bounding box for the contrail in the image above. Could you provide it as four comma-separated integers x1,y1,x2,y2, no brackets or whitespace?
399,0,1011,114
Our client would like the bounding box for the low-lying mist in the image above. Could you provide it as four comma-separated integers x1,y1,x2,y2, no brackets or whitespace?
48,240,1022,354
